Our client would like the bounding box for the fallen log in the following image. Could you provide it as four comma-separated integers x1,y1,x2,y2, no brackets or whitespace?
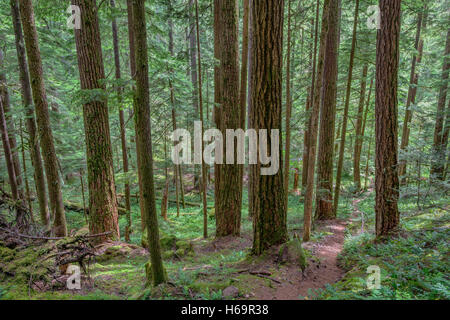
64,201,128,216
117,193,213,209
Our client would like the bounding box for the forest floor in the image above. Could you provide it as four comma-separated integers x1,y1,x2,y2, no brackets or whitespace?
0,178,448,300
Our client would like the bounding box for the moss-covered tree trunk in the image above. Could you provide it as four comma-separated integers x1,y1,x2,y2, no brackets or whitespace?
10,0,49,227
110,0,131,241
250,0,288,254
214,0,242,237
132,0,166,286
19,0,67,237
126,0,146,231
375,0,401,239
315,0,339,221
72,0,119,242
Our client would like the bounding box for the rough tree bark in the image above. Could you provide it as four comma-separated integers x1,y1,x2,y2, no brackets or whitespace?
19,0,67,237
72,0,119,242
250,0,288,254
375,0,401,239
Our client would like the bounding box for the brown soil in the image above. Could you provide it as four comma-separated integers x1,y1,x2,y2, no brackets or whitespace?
248,219,348,300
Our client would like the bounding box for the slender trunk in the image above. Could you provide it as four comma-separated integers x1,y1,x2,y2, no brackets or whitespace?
239,0,249,222
303,0,330,240
315,0,339,220
332,0,359,216
283,0,293,212
132,0,166,286
0,63,23,200
364,137,372,190
126,0,146,230
0,97,19,200
72,0,119,242
19,0,67,237
19,120,33,216
110,0,131,242
399,11,424,182
194,0,209,239
353,64,369,191
247,0,254,219
10,0,49,227
250,0,288,254
375,0,401,239
302,1,319,194
189,0,200,190
431,29,450,179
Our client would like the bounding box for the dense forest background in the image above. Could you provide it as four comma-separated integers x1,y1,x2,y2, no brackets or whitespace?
0,0,448,300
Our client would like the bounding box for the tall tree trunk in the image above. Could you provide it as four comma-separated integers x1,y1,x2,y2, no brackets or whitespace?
375,0,401,239
10,0,49,227
283,0,293,212
353,64,369,191
189,0,200,189
72,0,119,242
398,10,424,182
302,3,319,193
303,0,330,241
247,0,255,219
333,0,359,216
250,0,288,254
239,0,249,221
431,29,450,180
131,0,166,286
214,0,242,237
110,0,131,241
194,0,209,239
167,0,182,216
19,0,67,237
315,0,339,220
126,0,146,230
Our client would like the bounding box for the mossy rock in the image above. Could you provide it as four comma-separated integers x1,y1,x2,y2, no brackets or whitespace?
278,237,307,272
141,229,177,251
175,248,185,257
189,280,230,294
145,262,168,288
162,250,175,259
95,244,134,262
